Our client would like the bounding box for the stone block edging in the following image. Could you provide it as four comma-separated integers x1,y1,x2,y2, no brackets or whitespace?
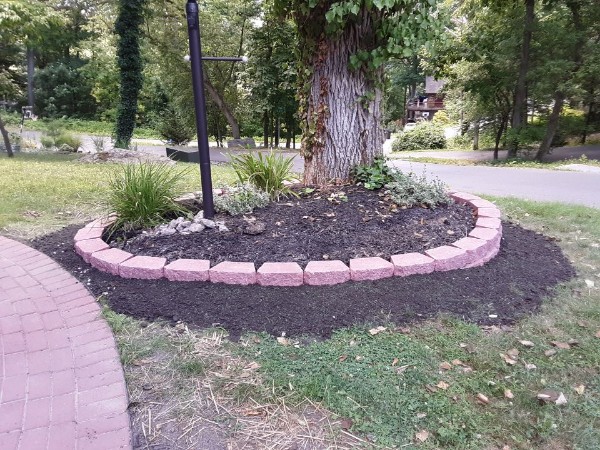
74,192,502,286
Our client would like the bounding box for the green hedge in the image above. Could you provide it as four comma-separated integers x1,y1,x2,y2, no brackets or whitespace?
392,122,446,151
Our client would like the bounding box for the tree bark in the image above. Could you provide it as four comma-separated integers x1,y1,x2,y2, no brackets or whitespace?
301,11,385,185
581,86,595,144
508,0,535,158
535,91,565,161
26,48,35,110
0,115,14,158
472,121,480,150
204,77,241,139
263,110,269,148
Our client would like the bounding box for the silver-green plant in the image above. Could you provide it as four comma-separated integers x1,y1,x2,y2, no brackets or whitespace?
384,170,451,209
214,183,270,215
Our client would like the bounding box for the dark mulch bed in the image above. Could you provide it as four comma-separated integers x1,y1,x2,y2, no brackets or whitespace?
109,186,475,267
31,222,575,340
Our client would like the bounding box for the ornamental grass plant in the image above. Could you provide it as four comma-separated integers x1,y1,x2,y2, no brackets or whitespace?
229,151,297,200
107,162,190,232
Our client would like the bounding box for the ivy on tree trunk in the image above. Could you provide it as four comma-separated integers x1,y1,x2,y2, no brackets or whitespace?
115,0,146,149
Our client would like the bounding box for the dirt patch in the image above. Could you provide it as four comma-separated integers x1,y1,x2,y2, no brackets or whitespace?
108,185,475,267
31,222,575,340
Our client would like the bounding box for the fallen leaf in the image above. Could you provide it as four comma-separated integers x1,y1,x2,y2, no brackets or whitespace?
524,363,537,370
425,385,438,393
355,355,364,361
551,341,571,349
476,393,490,405
132,359,151,366
439,361,453,370
544,349,558,357
501,353,518,365
504,389,514,399
369,326,386,335
574,384,585,395
277,337,290,346
245,361,261,370
436,381,450,390
568,339,580,346
519,340,535,347
537,389,567,405
416,412,427,419
507,348,520,359
338,354,348,362
502,446,511,450
585,279,595,288
396,326,411,334
415,430,430,442
396,365,409,374
451,359,465,366
391,358,399,366
595,330,600,338
340,418,353,430
577,321,589,328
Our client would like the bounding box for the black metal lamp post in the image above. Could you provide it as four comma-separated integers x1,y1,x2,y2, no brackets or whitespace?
185,0,245,219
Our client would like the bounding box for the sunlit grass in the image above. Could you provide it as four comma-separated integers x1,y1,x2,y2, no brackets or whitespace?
0,152,236,238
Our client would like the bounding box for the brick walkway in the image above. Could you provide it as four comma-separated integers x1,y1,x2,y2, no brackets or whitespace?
0,237,132,450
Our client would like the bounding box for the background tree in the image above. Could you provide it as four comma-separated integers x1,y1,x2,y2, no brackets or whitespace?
114,0,147,149
275,0,445,184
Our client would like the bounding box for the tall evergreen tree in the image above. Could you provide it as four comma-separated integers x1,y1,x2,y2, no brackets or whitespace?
114,0,146,149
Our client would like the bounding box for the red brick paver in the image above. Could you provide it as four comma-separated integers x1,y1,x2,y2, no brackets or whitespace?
0,237,131,450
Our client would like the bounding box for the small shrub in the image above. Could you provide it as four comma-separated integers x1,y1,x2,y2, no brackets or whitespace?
384,171,451,209
229,151,298,200
54,133,82,152
351,156,394,190
214,183,270,215
448,134,472,150
392,122,446,151
157,109,196,145
432,110,452,126
108,162,190,232
40,136,55,149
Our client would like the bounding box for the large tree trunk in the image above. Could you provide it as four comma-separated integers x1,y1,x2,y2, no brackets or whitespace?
508,0,535,158
301,12,385,185
204,77,241,139
472,121,480,150
263,110,269,148
26,48,35,109
0,115,14,158
535,91,565,161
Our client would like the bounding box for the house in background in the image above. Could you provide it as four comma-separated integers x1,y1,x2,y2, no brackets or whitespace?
406,76,446,122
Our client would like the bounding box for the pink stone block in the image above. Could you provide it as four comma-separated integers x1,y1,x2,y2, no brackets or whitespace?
425,245,470,271
164,259,210,282
304,260,350,286
74,239,109,263
451,236,490,261
257,262,304,286
475,217,502,230
469,226,501,246
390,252,435,276
349,257,394,281
89,249,133,276
118,255,166,279
450,192,480,204
476,207,501,219
465,243,501,268
73,227,104,242
467,198,497,209
209,261,256,285
85,216,116,229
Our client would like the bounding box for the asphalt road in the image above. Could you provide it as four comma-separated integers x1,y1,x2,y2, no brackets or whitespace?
389,160,600,209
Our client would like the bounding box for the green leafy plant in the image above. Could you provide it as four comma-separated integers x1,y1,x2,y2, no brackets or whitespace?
229,151,298,200
107,162,190,232
351,156,394,190
214,183,270,215
54,133,82,152
392,121,447,151
384,170,451,208
40,136,55,149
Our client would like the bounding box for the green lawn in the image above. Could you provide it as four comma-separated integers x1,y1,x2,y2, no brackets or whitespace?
1,154,599,448
0,153,236,238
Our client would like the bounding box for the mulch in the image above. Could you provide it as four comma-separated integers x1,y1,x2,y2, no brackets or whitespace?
108,186,475,267
31,221,575,340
